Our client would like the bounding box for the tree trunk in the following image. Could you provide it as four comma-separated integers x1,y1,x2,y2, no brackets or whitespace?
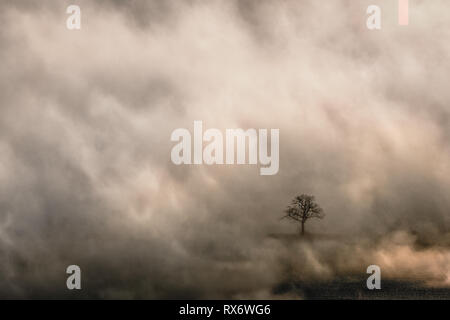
301,221,305,236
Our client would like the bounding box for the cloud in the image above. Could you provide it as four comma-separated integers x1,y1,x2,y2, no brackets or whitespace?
0,0,449,298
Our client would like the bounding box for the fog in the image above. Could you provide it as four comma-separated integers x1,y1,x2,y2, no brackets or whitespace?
0,0,449,298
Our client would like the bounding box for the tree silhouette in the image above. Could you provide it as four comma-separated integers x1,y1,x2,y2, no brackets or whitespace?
282,194,324,236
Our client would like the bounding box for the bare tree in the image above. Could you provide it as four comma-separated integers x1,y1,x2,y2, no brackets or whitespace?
282,194,324,236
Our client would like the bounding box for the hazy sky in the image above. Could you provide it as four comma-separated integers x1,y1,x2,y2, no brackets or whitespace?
0,0,449,298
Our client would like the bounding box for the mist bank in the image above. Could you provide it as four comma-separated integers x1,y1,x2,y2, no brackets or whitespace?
0,0,449,298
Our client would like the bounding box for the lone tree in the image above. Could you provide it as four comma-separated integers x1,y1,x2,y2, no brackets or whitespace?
282,194,324,236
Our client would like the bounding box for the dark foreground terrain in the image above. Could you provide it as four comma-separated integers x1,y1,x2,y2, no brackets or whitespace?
269,233,450,299
274,279,450,300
